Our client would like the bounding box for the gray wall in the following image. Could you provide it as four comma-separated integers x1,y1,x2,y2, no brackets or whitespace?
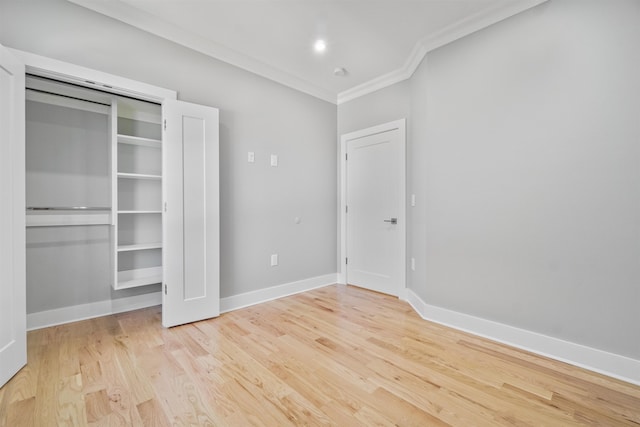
337,80,411,137
339,0,640,360
1,0,337,308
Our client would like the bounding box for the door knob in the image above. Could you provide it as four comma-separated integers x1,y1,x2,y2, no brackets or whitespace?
383,218,398,224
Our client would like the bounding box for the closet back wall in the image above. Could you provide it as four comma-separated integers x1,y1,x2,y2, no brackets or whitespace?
0,0,337,307
28,100,111,313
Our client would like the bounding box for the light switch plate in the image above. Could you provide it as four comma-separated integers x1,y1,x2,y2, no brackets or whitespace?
411,194,416,207
271,254,278,266
248,151,255,163
270,154,278,167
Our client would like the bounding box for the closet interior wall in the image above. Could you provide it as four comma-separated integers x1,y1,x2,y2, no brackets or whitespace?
25,76,160,318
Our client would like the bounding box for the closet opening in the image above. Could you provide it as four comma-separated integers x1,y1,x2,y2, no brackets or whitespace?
25,75,163,326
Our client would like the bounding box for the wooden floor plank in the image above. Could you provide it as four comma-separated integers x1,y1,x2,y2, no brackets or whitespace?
84,389,112,424
2,284,639,426
32,339,61,424
57,373,87,427
5,396,35,427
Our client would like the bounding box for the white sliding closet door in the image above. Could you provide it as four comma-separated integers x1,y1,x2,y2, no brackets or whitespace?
0,45,26,387
162,100,220,327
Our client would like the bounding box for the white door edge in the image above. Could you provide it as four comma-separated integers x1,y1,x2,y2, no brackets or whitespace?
0,43,26,388
338,118,406,295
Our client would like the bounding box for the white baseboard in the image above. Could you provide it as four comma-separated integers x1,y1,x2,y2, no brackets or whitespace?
26,273,338,330
220,273,338,313
27,291,162,331
403,289,640,386
30,279,637,386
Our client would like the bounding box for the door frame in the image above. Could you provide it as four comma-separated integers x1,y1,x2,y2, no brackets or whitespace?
9,49,177,331
338,118,406,297
11,48,176,103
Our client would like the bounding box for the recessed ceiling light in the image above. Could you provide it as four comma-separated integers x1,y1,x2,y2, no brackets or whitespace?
313,39,327,53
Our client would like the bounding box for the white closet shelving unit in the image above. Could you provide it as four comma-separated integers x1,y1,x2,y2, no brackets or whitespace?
112,98,163,290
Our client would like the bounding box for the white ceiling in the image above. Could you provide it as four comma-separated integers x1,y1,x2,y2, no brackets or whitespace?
68,0,547,104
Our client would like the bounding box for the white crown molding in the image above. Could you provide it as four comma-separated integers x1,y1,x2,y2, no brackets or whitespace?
68,0,548,105
67,0,337,104
337,0,549,104
405,288,640,387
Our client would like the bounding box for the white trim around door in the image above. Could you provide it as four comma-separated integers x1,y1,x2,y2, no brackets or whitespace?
339,119,406,296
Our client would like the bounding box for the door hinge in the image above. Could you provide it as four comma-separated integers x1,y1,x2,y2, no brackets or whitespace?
164,119,167,130
345,205,348,213
164,284,167,295
164,202,167,212
345,257,348,265
345,153,348,161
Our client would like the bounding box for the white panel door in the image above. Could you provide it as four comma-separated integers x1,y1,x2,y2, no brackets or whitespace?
0,44,26,387
345,120,405,296
162,100,220,327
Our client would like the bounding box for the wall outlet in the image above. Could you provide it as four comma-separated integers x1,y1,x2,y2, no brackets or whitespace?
248,151,255,163
270,154,278,167
411,257,416,271
271,254,278,266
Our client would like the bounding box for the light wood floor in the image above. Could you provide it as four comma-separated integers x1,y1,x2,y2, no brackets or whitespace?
1,285,639,426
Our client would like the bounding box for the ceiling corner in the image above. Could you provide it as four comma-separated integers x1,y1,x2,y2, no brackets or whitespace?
337,0,549,105
68,0,548,106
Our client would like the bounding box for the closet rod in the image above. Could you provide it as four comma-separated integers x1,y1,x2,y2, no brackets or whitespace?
26,87,111,107
26,223,111,228
27,207,111,211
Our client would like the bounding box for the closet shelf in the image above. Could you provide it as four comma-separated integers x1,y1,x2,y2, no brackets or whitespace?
116,266,163,290
117,172,162,180
117,242,162,252
118,210,162,214
27,206,111,211
117,134,161,148
26,212,111,227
